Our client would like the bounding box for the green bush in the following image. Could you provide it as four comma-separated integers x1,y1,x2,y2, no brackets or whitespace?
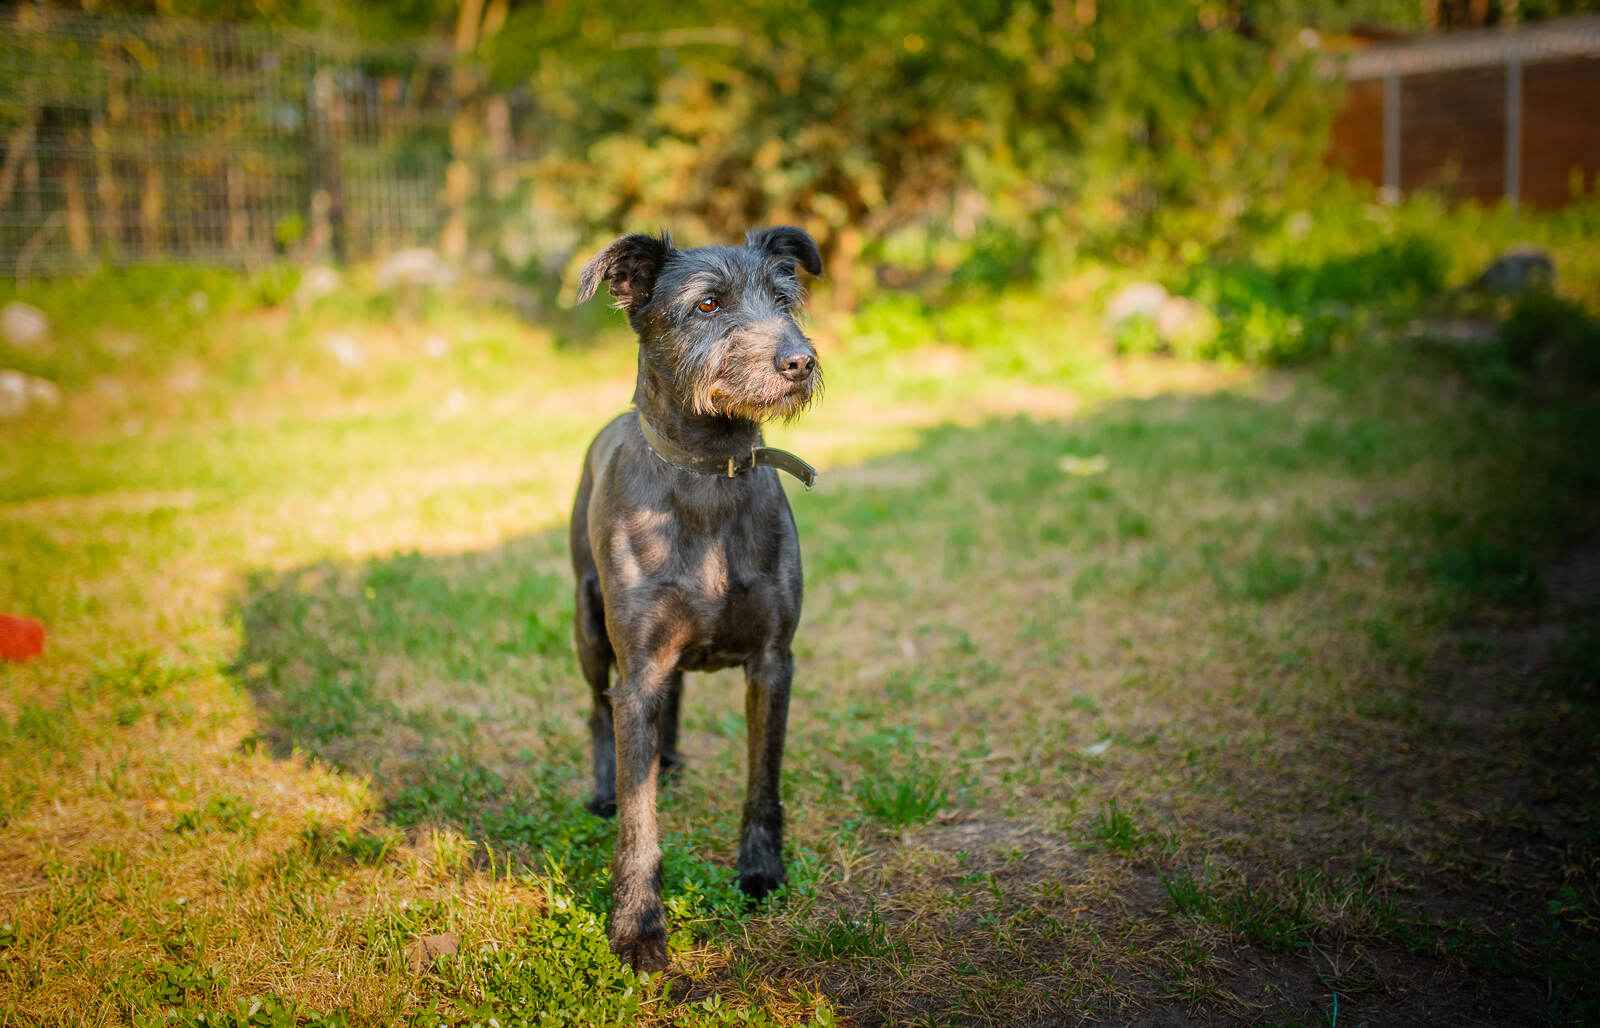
1500,291,1600,379
488,2,1343,288
1175,235,1444,364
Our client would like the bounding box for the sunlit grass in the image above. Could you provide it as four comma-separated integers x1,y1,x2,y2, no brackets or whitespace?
1,262,1597,1023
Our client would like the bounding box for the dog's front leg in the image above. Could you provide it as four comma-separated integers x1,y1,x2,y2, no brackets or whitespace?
738,645,792,898
607,659,671,972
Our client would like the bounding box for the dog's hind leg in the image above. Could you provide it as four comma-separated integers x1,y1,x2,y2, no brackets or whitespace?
657,671,685,781
576,572,617,817
737,645,792,899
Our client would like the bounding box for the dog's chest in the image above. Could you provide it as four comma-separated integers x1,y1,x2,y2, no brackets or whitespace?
602,500,791,667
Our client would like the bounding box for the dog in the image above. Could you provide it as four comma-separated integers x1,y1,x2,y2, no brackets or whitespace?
570,226,823,971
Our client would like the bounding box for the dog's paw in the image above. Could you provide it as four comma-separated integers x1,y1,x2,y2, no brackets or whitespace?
736,865,786,901
737,824,785,900
610,925,669,974
585,794,617,818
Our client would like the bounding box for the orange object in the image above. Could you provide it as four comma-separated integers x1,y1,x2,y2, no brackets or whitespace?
0,615,45,661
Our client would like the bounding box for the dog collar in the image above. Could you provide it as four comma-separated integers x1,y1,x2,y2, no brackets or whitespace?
636,412,818,490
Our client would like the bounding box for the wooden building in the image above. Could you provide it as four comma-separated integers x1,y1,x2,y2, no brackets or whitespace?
1329,16,1600,207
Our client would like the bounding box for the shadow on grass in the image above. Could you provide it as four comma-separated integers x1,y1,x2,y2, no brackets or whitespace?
232,375,1600,1022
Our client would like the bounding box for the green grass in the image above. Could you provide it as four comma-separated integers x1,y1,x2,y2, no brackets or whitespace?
854,767,948,828
1,252,1599,1023
791,907,907,961
1088,799,1147,854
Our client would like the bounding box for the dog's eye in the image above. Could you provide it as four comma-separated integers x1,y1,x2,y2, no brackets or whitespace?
696,296,721,315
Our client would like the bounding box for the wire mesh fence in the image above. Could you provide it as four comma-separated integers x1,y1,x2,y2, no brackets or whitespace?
0,10,467,278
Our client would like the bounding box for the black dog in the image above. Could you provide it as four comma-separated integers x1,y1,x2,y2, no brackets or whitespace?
570,227,823,971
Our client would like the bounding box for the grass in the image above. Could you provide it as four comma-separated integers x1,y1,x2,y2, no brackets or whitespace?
791,907,907,962
1,244,1598,1024
854,768,947,828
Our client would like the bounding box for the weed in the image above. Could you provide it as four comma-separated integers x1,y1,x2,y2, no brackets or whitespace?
792,906,907,962
299,824,398,867
1089,799,1144,853
172,794,257,835
855,767,947,828
1429,540,1543,608
432,888,644,1024
1237,547,1310,602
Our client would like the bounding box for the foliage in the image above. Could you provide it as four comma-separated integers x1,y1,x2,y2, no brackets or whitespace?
434,888,644,1026
1500,290,1600,379
484,0,1346,292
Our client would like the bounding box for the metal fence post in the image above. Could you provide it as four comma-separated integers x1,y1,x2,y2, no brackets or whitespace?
1505,52,1522,209
1382,70,1402,204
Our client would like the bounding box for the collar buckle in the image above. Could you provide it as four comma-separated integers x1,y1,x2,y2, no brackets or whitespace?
636,409,817,488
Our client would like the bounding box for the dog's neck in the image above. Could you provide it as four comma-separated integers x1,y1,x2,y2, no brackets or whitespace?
633,361,761,463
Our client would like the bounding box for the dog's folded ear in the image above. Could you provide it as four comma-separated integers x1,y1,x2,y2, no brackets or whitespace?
746,226,823,277
577,232,673,311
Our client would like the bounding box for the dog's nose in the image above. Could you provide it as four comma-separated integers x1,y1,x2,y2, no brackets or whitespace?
775,348,815,382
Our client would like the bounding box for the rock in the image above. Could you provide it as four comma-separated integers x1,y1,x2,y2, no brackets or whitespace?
1103,282,1168,329
2,302,49,350
1409,317,1499,346
438,388,468,419
323,333,366,369
0,370,62,418
406,932,459,973
167,364,206,394
1473,246,1555,294
296,265,341,305
101,332,140,358
377,248,456,291
1155,296,1215,347
1058,454,1110,477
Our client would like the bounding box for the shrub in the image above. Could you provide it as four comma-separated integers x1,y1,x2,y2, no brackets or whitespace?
1500,291,1600,379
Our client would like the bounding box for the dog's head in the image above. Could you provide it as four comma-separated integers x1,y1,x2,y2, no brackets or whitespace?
577,227,823,422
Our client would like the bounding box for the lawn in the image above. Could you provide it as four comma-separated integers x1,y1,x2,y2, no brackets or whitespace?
1,252,1597,1025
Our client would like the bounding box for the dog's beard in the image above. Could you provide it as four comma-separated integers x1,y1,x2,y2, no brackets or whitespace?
698,375,818,423
703,379,817,422
689,348,821,424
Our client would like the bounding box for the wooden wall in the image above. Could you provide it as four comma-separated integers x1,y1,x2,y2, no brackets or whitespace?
1327,56,1599,207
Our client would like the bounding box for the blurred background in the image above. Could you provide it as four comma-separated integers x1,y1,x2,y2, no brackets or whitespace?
3,1,1598,300
3,2,1599,1025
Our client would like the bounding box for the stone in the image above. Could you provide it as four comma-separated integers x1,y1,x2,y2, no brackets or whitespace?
438,388,468,419
1155,296,1215,346
323,333,366,369
1103,282,1169,329
1409,317,1499,346
406,932,459,973
295,265,341,305
1,302,49,350
377,248,456,291
0,370,62,418
1473,246,1555,294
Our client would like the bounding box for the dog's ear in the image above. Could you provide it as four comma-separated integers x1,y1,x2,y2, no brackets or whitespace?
576,232,673,311
746,225,822,277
